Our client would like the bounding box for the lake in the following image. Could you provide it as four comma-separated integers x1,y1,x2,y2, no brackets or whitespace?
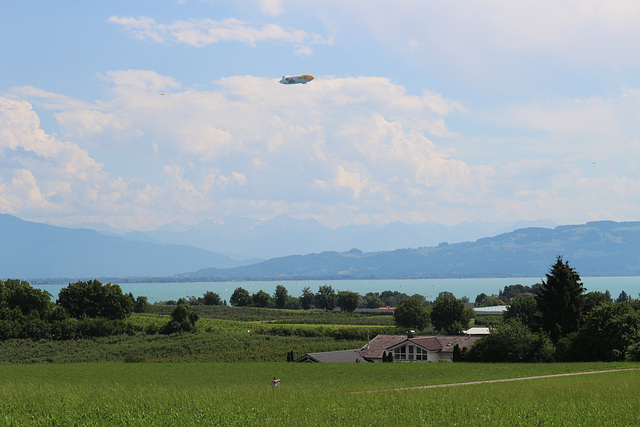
35,276,640,303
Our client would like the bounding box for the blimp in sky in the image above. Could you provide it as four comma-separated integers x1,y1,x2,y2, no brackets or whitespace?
279,74,314,85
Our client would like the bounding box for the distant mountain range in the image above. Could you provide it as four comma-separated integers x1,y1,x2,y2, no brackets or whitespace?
2,213,639,280
102,215,557,260
187,221,640,280
0,214,251,279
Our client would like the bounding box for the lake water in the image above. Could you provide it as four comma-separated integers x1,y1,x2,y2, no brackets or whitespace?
35,276,640,303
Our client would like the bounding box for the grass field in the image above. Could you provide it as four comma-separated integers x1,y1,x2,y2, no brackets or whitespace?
0,309,394,364
1,362,639,425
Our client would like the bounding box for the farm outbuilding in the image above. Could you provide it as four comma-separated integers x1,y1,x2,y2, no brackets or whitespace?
294,349,367,363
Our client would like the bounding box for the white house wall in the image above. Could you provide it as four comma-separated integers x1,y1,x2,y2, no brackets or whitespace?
428,352,440,363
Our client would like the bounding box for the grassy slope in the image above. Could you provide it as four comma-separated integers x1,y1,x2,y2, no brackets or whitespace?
0,333,369,363
0,308,394,364
0,362,638,425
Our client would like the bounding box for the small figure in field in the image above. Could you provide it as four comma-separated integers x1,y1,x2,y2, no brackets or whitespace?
271,377,280,389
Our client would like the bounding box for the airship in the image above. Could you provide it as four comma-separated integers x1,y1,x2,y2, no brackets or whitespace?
279,74,314,85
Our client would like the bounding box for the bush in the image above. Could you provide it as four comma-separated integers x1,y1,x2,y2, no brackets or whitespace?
559,303,640,362
145,323,161,335
160,304,199,334
57,280,133,320
625,341,640,361
466,318,555,362
134,296,149,313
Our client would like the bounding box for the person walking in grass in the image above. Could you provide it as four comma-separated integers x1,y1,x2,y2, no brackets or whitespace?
271,377,280,389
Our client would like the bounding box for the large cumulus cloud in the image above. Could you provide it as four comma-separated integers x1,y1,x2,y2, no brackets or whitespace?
4,69,640,229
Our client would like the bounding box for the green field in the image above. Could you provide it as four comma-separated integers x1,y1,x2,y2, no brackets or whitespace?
0,308,397,364
1,362,639,425
2,305,640,425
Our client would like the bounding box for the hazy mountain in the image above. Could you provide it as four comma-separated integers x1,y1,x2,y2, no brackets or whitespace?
136,215,557,259
186,221,640,280
0,214,254,279
5,213,637,281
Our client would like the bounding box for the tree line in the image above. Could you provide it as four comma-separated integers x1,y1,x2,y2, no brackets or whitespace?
4,254,639,364
225,284,430,311
0,279,200,339
468,256,640,362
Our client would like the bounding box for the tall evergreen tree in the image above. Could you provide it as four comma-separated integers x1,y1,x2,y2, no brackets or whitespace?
605,290,613,303
617,290,630,303
535,256,585,342
452,343,463,362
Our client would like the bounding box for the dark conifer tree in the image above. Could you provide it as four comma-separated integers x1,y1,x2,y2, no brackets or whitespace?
617,290,630,303
605,290,613,303
535,256,585,342
452,343,462,362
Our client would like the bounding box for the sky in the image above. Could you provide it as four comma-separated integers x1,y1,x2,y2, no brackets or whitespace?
1,0,640,232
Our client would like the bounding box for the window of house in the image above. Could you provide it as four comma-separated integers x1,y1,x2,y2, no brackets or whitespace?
394,346,407,360
415,347,427,361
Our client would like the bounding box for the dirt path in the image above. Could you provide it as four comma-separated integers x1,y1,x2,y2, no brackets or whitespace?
358,367,640,394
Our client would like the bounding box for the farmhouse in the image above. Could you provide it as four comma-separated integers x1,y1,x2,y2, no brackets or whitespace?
359,332,482,362
295,332,483,363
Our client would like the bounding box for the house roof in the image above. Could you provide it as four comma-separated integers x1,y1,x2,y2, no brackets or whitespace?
359,334,407,359
387,336,442,352
294,349,368,363
360,334,483,360
434,335,482,353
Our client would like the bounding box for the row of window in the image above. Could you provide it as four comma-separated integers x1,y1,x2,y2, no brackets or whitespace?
394,345,429,361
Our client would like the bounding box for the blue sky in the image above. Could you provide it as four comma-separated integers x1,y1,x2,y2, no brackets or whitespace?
1,0,640,231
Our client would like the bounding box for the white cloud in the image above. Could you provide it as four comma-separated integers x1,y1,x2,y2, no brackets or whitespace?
107,15,332,54
0,96,121,215
351,0,640,59
9,86,93,111
55,110,127,140
332,166,367,199
98,70,182,93
6,70,640,228
473,89,640,176
258,0,285,16
311,0,640,99
4,73,467,225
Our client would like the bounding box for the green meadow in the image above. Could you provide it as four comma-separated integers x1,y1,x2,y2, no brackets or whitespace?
1,362,639,426
2,305,640,425
0,309,391,364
